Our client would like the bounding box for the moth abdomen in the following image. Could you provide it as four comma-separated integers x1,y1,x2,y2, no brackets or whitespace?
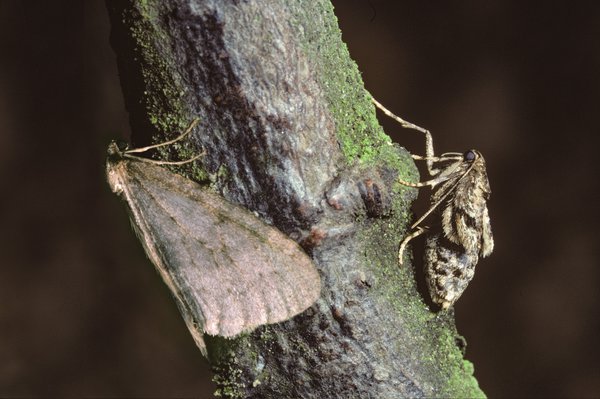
424,235,478,309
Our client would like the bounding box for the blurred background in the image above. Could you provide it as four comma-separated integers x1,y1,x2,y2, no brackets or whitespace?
0,0,598,397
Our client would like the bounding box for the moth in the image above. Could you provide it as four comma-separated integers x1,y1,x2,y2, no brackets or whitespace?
373,98,494,309
106,120,321,355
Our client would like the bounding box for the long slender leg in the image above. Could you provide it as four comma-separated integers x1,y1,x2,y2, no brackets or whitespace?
397,171,469,264
398,226,428,266
407,161,476,231
371,98,440,176
397,174,449,188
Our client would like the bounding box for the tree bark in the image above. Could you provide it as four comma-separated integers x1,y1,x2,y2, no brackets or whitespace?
106,1,485,397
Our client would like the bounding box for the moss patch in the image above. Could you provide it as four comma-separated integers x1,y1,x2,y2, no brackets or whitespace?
130,1,190,134
288,2,393,165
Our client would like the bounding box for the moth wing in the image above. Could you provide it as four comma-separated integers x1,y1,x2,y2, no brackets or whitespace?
121,161,321,338
446,166,493,254
479,205,494,257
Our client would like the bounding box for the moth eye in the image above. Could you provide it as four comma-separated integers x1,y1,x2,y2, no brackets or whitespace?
463,150,476,162
116,140,129,152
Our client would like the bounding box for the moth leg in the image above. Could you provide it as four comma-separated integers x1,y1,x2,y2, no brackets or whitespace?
397,173,458,263
397,169,461,266
397,174,449,189
407,178,464,230
398,226,428,266
371,97,442,176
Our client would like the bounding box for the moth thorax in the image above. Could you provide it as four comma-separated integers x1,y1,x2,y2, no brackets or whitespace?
106,162,125,195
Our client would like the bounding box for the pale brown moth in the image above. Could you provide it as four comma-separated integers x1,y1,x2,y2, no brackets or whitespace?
106,120,321,355
373,98,494,309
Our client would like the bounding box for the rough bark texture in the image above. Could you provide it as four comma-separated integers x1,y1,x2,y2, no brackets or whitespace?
106,1,485,398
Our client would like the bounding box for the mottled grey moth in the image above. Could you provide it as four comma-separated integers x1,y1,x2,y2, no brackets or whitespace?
373,98,494,309
106,121,321,355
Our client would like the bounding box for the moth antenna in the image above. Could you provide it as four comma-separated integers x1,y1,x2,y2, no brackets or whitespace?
125,118,200,154
412,154,462,162
439,152,463,158
122,118,204,165
124,151,205,166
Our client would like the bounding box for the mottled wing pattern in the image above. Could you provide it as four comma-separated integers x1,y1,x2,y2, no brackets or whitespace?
113,158,321,339
438,156,494,256
425,153,494,308
424,237,478,309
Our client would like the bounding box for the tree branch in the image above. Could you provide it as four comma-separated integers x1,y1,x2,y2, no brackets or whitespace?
106,0,484,397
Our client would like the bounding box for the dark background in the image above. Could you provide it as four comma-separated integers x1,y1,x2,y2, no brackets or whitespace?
1,0,598,397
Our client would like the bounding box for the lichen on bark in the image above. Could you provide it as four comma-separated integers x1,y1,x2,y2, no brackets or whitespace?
106,0,485,397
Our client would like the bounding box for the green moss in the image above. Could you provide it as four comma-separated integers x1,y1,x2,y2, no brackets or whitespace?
288,2,393,166
128,1,191,135
207,328,281,398
122,1,209,182
208,336,248,399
